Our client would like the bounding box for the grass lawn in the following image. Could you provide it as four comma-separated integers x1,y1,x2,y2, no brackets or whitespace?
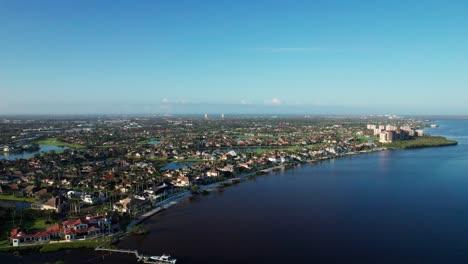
28,218,50,230
356,135,374,143
0,240,9,248
39,238,111,252
36,138,85,149
0,194,38,203
0,237,111,252
1,217,54,240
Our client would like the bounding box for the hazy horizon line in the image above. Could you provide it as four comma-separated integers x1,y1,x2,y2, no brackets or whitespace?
2,102,466,116
1,113,467,118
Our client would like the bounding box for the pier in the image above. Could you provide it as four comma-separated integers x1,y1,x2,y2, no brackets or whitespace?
95,245,174,263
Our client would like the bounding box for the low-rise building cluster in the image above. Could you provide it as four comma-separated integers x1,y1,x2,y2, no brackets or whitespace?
9,214,112,246
367,123,424,143
0,115,429,247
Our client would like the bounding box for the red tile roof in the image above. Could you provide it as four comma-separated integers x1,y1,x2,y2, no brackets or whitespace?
65,229,76,235
10,228,20,237
34,231,50,238
46,223,61,233
14,234,34,239
7,184,19,190
62,219,82,227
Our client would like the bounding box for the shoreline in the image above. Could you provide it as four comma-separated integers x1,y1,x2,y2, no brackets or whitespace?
0,137,458,253
124,147,391,236
123,141,458,237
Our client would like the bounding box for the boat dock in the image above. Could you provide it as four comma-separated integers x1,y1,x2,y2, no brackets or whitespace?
95,245,176,263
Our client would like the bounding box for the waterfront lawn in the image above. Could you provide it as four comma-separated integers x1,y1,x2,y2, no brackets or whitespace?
384,136,457,149
0,194,38,203
36,138,85,149
0,210,56,240
39,238,111,253
0,237,111,252
0,240,9,248
28,218,50,230
1,218,50,240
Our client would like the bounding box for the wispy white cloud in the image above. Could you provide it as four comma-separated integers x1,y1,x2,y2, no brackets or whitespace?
161,98,191,104
264,98,282,105
255,47,325,53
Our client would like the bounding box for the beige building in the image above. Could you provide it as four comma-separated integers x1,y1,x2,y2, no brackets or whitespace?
379,131,395,143
415,129,424,136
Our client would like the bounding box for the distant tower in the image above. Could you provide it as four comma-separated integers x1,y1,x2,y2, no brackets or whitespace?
221,113,224,120
205,113,209,120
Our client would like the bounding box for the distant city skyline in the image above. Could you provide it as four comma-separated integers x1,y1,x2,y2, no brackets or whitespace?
1,1,467,115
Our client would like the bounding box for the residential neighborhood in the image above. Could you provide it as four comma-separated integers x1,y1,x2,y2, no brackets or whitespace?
0,115,440,248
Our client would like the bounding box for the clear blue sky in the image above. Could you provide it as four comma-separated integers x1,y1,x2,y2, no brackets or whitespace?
1,0,467,115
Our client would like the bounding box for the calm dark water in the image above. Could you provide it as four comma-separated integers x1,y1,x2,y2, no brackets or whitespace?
0,145,68,160
0,200,31,210
4,120,468,264
162,162,200,170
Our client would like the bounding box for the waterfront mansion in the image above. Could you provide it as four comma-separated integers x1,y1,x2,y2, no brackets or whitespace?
9,214,112,247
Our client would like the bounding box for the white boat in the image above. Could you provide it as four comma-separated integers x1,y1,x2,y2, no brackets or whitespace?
149,254,177,263
81,194,95,204
134,195,147,200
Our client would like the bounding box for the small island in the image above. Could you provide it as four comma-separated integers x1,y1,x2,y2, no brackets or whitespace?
382,136,458,149
368,124,458,150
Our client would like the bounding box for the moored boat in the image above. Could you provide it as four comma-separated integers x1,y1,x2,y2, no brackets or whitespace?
149,254,177,263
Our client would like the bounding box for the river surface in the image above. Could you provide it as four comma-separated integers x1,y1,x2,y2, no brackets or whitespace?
0,145,68,160
3,120,468,264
